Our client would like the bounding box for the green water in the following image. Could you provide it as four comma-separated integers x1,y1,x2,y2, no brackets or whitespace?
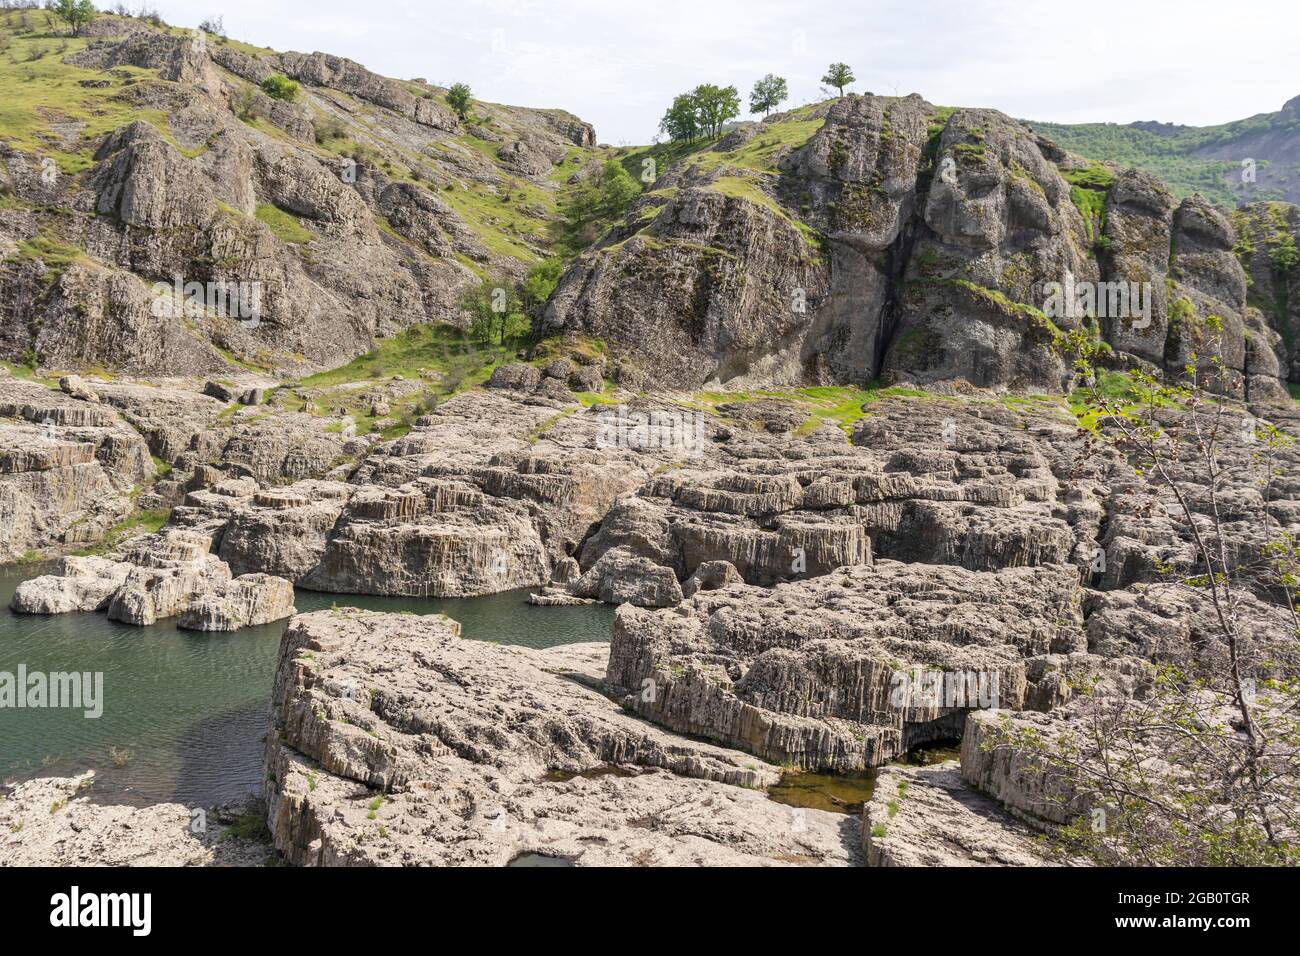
0,563,613,807
765,742,965,815
767,770,878,815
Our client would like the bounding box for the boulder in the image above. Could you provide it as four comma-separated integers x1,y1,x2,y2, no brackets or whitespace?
177,573,297,631
681,559,743,597
570,547,684,607
9,557,130,614
58,375,100,403
486,363,541,392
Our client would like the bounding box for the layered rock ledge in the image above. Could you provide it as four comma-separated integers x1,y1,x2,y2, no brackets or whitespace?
10,529,295,630
863,762,1054,866
264,609,861,866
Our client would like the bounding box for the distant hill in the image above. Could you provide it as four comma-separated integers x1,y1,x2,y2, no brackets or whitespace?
1028,96,1300,207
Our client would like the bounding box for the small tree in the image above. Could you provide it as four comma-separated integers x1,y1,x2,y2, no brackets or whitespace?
521,257,564,321
198,15,225,37
557,159,641,255
692,83,740,138
48,0,96,35
995,329,1300,866
260,74,299,102
822,62,855,97
446,82,473,122
233,84,258,121
749,74,788,116
460,277,525,348
659,92,700,144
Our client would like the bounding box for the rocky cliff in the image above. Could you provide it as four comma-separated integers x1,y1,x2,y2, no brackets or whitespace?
4,11,1295,405
0,11,600,377
543,95,1299,400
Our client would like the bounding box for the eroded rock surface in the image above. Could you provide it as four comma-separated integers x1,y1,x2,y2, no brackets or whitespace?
10,529,295,631
0,378,152,561
605,560,1094,770
264,610,860,866
0,773,268,867
863,762,1054,866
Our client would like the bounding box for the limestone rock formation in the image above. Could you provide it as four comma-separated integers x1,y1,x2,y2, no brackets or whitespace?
166,391,657,598
0,16,599,378
0,377,152,562
0,773,268,867
605,560,1084,770
542,93,1296,400
10,529,295,631
8,556,129,614
264,610,860,866
863,762,1054,866
177,573,298,631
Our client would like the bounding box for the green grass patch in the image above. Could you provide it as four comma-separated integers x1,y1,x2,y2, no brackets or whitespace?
693,382,938,438
290,324,531,438
220,811,271,842
695,117,824,175
0,22,174,174
74,507,170,556
254,203,314,244
1068,370,1178,431
708,176,822,251
9,232,87,282
298,324,503,389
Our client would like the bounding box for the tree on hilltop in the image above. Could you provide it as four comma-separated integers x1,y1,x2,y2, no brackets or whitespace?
447,83,473,122
48,0,96,35
822,62,855,97
749,74,788,116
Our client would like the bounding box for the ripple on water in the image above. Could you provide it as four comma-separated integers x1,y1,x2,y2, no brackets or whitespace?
0,563,613,806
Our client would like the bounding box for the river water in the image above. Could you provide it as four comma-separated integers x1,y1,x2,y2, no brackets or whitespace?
0,563,613,807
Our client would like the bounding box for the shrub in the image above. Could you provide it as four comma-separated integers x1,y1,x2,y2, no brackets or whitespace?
313,113,347,144
261,74,299,102
446,82,472,121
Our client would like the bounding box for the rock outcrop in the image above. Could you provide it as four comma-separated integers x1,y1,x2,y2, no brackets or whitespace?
543,94,1297,400
605,560,1088,770
263,610,860,866
10,529,295,631
177,573,297,631
1,16,598,378
863,762,1055,866
0,377,152,562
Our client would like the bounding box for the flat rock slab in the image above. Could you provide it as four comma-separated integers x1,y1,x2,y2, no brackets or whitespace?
863,762,1054,866
0,773,268,867
265,610,861,866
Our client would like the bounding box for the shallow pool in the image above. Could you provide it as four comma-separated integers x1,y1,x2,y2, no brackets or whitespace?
0,562,613,807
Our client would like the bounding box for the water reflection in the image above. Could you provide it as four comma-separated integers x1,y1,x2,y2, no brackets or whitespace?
0,563,613,805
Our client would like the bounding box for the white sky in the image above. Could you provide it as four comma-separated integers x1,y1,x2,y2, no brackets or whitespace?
154,0,1299,144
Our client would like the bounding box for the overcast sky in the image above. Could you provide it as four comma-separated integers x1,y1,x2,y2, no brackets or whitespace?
157,0,1298,144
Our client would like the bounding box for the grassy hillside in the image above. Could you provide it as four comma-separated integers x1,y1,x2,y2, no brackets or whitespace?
0,8,607,273
1030,103,1300,206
